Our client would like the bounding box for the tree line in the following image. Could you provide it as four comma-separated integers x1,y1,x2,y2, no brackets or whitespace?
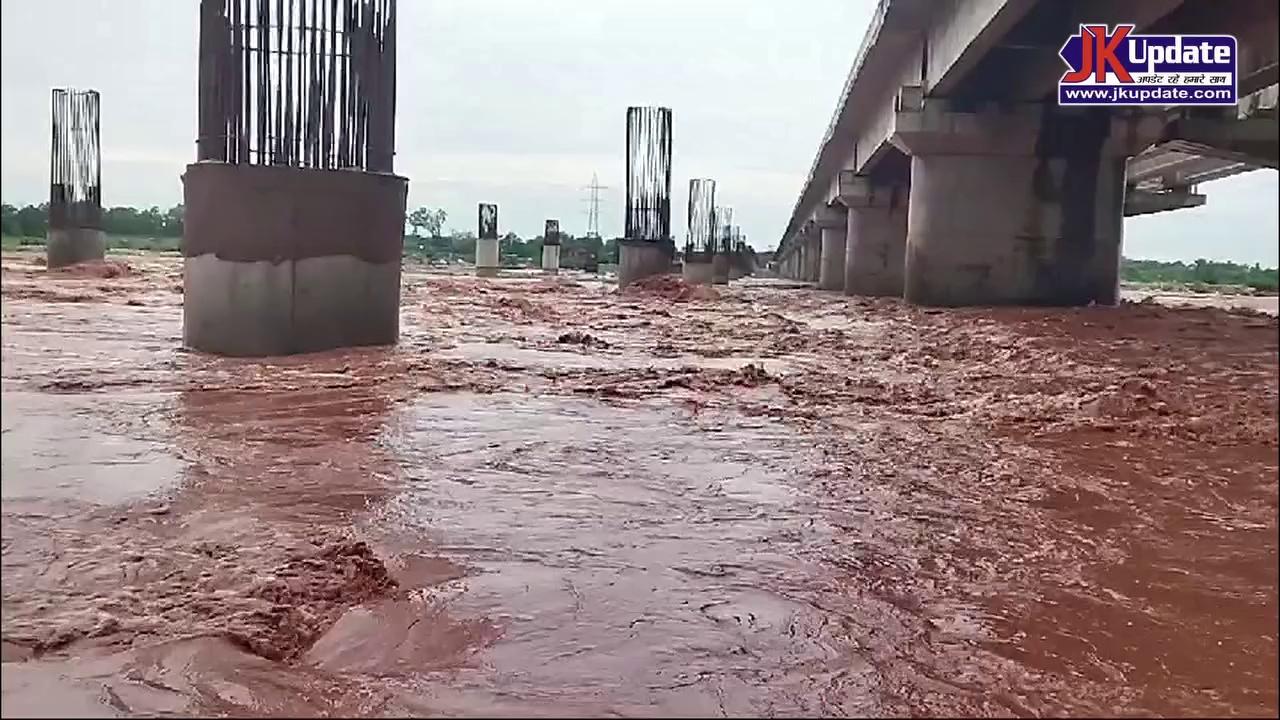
1122,258,1278,292
1,202,621,263
12,202,1267,289
3,202,185,239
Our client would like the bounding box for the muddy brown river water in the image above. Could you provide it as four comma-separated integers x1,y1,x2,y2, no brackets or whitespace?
1,252,1276,717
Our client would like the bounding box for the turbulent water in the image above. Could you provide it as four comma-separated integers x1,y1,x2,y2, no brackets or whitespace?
2,252,1276,717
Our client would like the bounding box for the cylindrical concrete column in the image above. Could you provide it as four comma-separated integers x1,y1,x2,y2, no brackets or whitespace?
904,153,1125,306
476,238,500,277
818,225,847,291
844,193,907,297
806,236,822,282
182,163,407,357
541,244,560,273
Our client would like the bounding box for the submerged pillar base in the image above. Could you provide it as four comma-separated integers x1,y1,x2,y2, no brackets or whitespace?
618,240,672,287
46,228,106,269
181,162,407,357
711,254,730,285
683,254,714,285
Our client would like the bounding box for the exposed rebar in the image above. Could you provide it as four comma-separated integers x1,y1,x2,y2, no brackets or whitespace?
197,0,397,172
478,203,498,240
49,89,102,231
685,179,716,257
625,106,672,243
714,206,734,255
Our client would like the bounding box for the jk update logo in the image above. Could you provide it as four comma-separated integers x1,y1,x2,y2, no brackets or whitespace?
1059,25,1237,106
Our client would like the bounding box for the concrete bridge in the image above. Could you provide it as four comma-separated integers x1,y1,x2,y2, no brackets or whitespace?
774,0,1279,306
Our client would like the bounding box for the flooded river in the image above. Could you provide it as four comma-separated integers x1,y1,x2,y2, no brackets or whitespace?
2,252,1276,717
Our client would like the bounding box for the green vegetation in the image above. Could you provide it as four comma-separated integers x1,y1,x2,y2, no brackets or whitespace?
14,200,1266,290
3,202,618,267
3,202,183,239
1121,258,1279,293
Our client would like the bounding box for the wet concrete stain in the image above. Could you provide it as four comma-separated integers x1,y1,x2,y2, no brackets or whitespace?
1,251,1276,717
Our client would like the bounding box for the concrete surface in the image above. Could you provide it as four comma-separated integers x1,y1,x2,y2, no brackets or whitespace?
542,244,561,274
843,180,908,298
618,241,671,287
818,226,847,292
182,162,407,264
181,162,407,356
903,150,1125,307
683,260,715,285
476,238,500,277
183,254,401,357
712,254,730,285
45,228,106,269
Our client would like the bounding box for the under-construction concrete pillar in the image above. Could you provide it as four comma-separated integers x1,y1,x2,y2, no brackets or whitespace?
476,203,499,277
183,165,406,356
541,219,561,274
837,171,907,297
47,89,106,269
683,179,716,285
183,0,405,357
619,106,674,287
890,89,1162,306
815,204,847,291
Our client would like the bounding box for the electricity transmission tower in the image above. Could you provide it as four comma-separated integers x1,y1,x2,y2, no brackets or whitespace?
582,173,608,239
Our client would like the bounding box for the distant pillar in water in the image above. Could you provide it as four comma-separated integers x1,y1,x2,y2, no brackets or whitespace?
47,89,105,269
682,178,716,286
542,218,561,273
476,203,499,277
182,0,406,357
728,225,745,280
618,106,674,287
711,206,733,285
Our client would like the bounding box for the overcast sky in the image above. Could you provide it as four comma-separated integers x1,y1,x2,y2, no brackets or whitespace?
1,0,1275,264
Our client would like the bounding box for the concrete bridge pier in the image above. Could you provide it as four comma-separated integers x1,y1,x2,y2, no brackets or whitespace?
815,205,847,291
891,97,1162,306
837,172,907,297
800,226,821,283
810,234,823,283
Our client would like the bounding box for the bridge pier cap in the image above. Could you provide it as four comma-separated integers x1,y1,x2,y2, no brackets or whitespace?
890,87,1166,307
